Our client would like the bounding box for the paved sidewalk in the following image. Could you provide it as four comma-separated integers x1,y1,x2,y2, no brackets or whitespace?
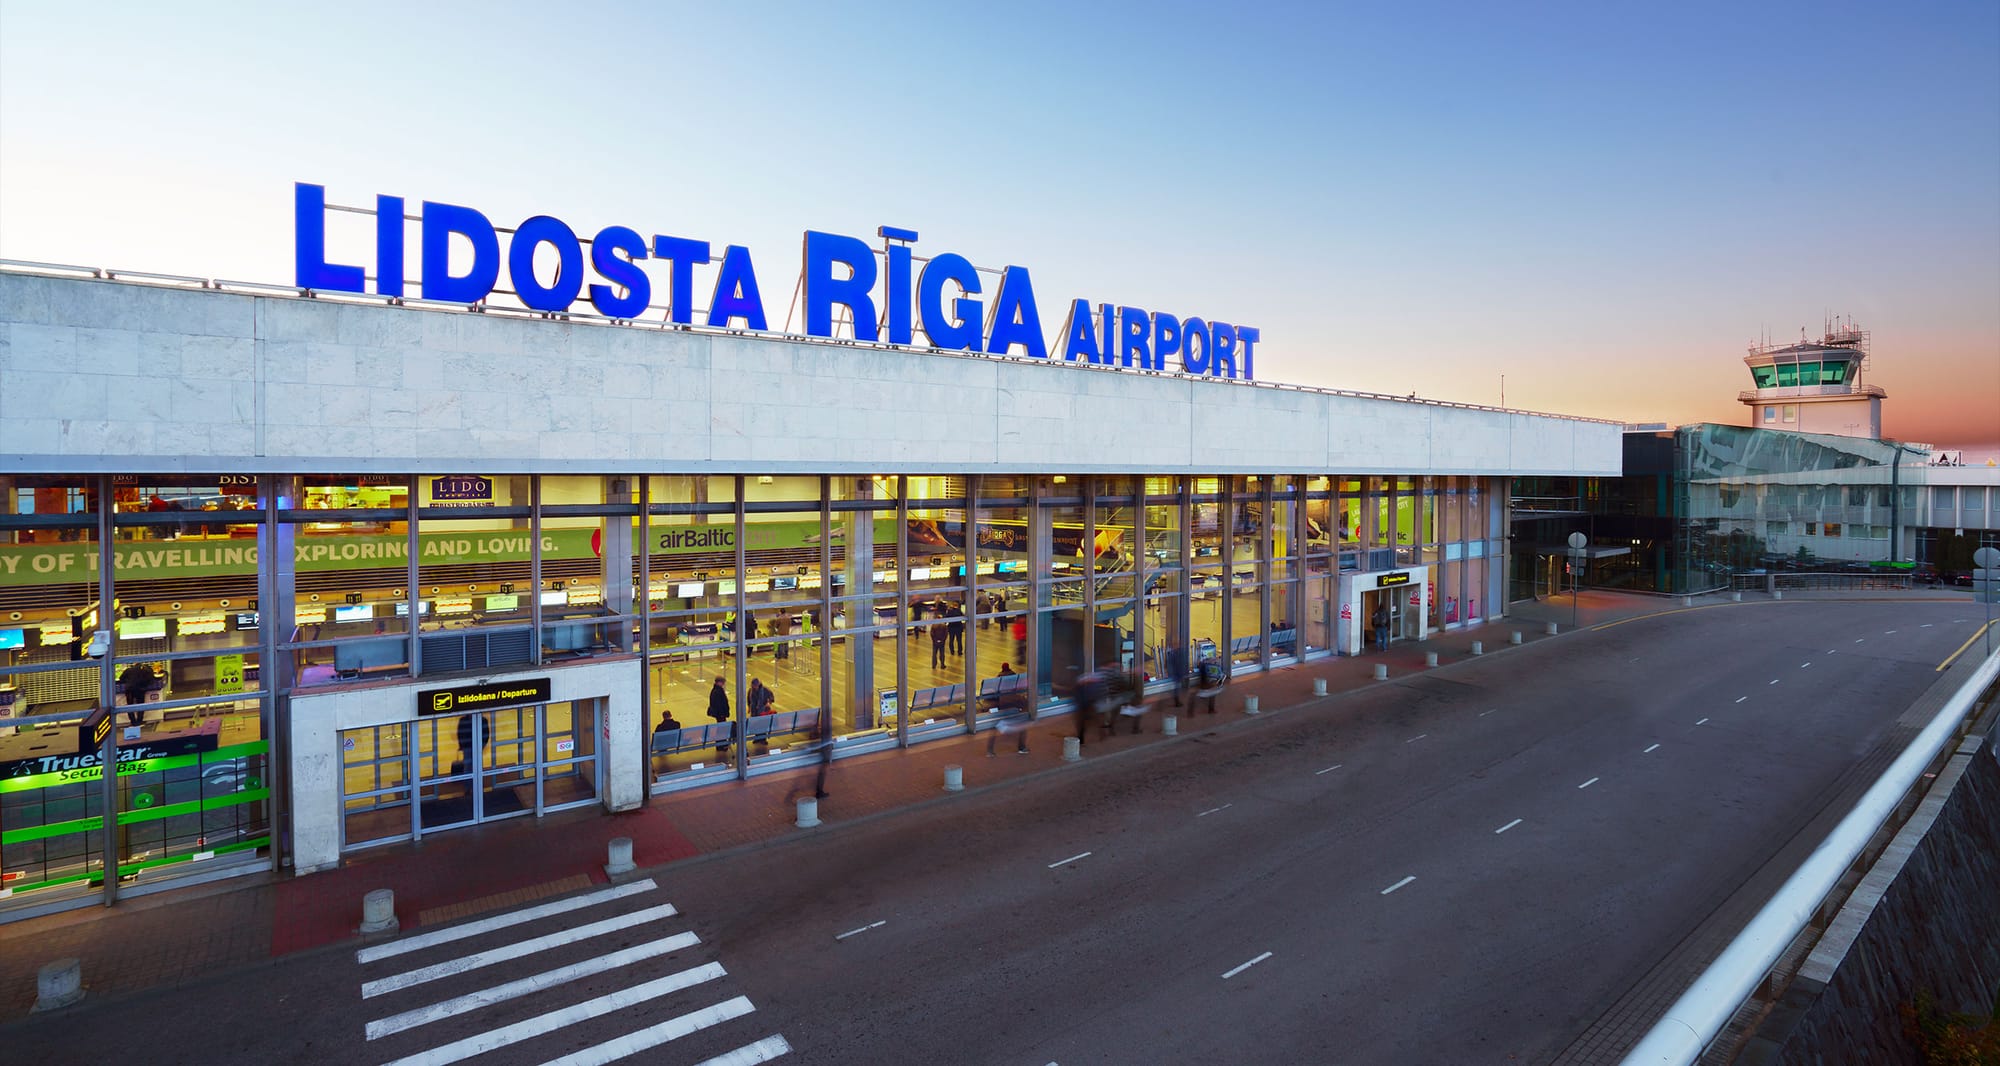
0,590,1689,1019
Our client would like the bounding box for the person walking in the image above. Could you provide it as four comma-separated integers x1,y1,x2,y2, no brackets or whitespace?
771,610,792,661
118,661,159,727
707,676,731,754
742,610,760,655
1371,601,1391,653
1164,643,1188,708
930,619,949,669
946,600,965,656
748,678,775,752
1072,669,1108,743
1011,615,1027,663
811,710,833,799
987,678,1031,757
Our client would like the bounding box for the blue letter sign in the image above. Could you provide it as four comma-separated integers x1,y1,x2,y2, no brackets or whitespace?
294,182,1260,380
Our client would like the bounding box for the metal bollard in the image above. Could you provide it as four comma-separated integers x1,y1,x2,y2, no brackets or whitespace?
1732,591,1741,602
1425,652,1438,668
604,837,635,877
1244,695,1260,715
32,959,83,1012
1373,663,1388,681
943,764,964,792
1510,631,1523,645
1682,596,1692,607
1062,736,1081,762
1545,622,1558,636
795,795,821,828
1163,714,1178,736
1471,641,1484,655
359,888,398,935
1773,590,1783,600
1312,678,1327,696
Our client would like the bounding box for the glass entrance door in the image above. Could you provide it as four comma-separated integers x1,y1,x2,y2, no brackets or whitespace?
343,700,604,851
480,707,537,822
415,713,483,831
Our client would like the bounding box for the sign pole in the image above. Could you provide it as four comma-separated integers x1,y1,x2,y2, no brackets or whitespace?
1567,532,1588,631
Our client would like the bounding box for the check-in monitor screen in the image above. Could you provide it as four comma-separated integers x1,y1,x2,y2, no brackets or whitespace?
675,582,705,598
0,627,24,651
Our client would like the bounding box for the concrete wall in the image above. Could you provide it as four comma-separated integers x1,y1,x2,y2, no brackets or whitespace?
0,273,1623,477
287,656,642,874
1750,717,2000,1064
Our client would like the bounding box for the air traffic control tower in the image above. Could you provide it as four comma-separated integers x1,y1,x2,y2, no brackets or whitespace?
1740,317,1884,440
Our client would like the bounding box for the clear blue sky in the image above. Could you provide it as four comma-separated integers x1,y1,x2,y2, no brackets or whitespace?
3,1,1996,449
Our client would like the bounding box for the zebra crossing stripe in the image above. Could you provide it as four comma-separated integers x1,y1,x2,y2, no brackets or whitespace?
365,931,701,1040
375,961,727,1066
689,1034,795,1066
533,996,761,1066
357,880,658,964
363,903,681,998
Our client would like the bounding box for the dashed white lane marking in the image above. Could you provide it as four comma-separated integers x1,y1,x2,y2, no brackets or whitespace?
1197,804,1233,817
377,961,727,1066
1578,777,1600,789
686,1033,794,1066
1769,679,1780,685
1643,744,1660,753
1314,764,1343,775
1381,876,1416,895
541,996,764,1066
357,880,658,964
363,903,682,997
1736,697,1748,703
1801,662,1811,669
1855,638,1865,643
1479,709,1496,717
1920,623,1933,628
1696,718,1709,726
835,920,886,941
1221,951,1274,979
1405,734,1428,744
1495,819,1522,834
1048,851,1092,869
1886,630,1897,634
366,931,701,1039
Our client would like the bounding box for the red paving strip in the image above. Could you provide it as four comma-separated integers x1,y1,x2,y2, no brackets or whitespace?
271,807,698,955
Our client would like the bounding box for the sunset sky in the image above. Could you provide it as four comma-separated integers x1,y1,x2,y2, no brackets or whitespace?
3,2,1995,453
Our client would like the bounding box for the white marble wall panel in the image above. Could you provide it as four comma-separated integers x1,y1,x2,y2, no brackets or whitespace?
1,273,1621,477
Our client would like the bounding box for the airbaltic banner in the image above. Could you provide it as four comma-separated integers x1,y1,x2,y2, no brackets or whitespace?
295,183,1260,380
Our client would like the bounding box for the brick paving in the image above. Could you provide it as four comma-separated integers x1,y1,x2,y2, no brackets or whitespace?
0,590,1683,1020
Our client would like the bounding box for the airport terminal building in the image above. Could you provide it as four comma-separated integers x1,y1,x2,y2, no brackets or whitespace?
0,199,1620,912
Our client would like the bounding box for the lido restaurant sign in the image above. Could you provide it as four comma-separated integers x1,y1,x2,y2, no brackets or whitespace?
295,183,1259,380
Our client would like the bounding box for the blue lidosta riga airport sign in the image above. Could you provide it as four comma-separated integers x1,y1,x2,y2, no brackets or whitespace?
295,183,1259,380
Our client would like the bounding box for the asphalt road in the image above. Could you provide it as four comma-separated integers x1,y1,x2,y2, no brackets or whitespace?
3,600,1986,1066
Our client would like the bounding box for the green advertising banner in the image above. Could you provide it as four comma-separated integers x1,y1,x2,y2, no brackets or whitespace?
0,529,603,588
0,518,921,588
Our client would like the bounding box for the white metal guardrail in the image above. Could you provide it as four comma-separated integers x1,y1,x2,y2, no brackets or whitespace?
1619,645,2000,1065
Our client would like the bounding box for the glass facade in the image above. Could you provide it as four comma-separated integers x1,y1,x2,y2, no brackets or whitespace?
2,470,1507,904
